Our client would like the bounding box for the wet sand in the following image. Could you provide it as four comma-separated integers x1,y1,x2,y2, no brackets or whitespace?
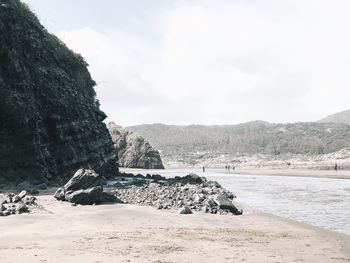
0,195,349,263
123,167,350,180
231,168,350,179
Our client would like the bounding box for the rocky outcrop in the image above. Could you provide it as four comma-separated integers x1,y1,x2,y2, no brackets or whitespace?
54,169,118,205
112,173,242,215
108,122,164,169
0,1,118,183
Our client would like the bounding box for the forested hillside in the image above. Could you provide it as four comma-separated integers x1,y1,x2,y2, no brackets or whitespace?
127,121,350,156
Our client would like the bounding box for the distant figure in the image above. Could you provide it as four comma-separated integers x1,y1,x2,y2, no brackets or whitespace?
228,165,230,172
232,166,235,170
225,165,227,171
335,163,338,172
203,166,205,173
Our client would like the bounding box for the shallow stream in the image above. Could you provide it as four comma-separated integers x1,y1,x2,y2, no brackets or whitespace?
121,168,350,235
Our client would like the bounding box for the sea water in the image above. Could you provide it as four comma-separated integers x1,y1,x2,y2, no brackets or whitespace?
120,168,350,235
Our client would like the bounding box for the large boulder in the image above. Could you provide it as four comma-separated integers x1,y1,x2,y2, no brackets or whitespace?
213,194,243,215
108,122,164,169
54,169,117,205
0,0,118,183
53,188,65,201
63,169,101,192
65,186,103,205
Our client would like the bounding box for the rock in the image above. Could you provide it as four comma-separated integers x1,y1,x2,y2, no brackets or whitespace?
18,190,27,199
151,174,165,181
113,174,242,215
2,209,11,216
203,199,218,214
15,202,28,214
54,188,65,201
213,194,242,215
22,196,37,205
170,173,205,185
12,195,21,203
54,169,119,205
65,186,103,205
0,0,118,183
0,193,12,204
108,122,164,169
180,206,193,214
64,169,101,192
0,191,37,217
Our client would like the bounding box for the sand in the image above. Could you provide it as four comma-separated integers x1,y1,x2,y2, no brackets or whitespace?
231,168,350,179
0,195,349,263
122,167,350,180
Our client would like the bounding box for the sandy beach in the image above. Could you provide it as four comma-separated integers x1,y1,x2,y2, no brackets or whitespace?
125,167,350,180
230,168,350,179
0,195,349,263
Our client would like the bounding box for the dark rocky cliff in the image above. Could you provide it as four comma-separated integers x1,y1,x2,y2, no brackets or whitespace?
108,122,164,169
0,0,118,183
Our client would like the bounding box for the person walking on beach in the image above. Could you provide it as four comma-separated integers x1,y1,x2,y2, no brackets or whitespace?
335,163,338,172
203,166,205,173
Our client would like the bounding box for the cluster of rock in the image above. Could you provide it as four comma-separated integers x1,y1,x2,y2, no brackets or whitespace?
54,169,118,205
53,169,242,215
0,190,37,216
112,173,242,215
0,0,117,184
108,122,164,169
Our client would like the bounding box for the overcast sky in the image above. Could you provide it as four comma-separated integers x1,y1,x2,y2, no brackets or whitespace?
23,0,350,126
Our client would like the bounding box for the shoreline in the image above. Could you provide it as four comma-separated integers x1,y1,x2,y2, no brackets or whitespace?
0,195,349,262
231,168,350,179
134,167,350,180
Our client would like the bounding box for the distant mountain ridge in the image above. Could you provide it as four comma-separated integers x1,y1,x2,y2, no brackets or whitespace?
127,121,350,157
318,109,350,124
125,110,350,167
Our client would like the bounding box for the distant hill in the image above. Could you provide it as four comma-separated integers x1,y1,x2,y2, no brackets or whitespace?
127,121,350,157
318,109,350,124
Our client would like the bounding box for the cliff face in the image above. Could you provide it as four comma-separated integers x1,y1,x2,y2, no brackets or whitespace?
0,0,118,182
108,122,164,169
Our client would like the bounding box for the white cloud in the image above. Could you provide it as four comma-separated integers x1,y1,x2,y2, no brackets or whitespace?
52,0,350,126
